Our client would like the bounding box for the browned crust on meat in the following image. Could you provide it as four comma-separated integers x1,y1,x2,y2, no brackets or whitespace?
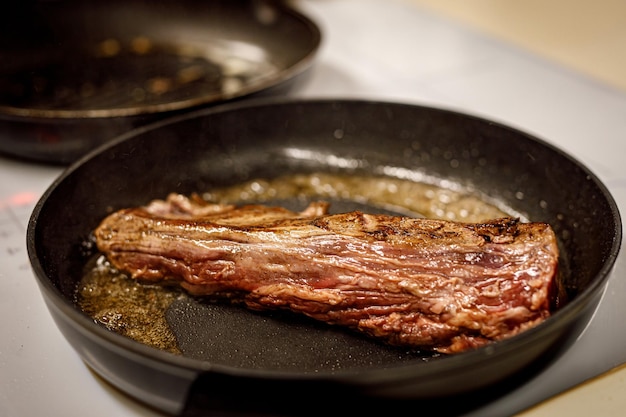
94,193,559,353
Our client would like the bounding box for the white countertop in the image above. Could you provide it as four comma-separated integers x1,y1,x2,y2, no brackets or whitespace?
2,0,626,416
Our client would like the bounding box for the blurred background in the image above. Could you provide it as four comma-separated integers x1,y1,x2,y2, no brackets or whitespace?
410,0,626,92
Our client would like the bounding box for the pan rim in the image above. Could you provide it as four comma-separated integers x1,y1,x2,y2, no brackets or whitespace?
26,97,623,386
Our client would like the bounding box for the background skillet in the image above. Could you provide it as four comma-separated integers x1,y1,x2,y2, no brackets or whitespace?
0,0,320,164
27,99,621,415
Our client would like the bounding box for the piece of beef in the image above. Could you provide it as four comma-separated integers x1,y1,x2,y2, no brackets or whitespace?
94,193,559,353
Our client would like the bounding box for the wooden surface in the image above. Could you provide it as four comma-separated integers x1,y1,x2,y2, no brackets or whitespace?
516,362,626,417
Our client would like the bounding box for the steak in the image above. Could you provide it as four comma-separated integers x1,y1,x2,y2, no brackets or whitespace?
94,193,560,354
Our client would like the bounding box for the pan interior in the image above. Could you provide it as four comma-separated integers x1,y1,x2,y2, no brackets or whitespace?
77,172,518,372
1,38,277,113
0,0,319,117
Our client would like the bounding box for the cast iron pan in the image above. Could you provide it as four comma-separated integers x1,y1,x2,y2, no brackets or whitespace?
0,0,320,164
27,99,621,416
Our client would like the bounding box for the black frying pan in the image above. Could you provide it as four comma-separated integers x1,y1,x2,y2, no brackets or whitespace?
27,99,621,416
0,0,320,164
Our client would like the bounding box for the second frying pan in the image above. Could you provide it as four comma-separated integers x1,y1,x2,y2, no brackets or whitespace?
0,0,320,163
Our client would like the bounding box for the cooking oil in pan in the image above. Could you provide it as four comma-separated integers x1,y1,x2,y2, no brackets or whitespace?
77,172,512,355
78,255,186,354
202,172,512,222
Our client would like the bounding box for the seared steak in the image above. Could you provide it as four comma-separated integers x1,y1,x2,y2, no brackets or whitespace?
94,193,559,353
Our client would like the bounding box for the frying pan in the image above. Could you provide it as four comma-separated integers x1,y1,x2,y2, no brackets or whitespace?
0,0,320,164
27,99,621,416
